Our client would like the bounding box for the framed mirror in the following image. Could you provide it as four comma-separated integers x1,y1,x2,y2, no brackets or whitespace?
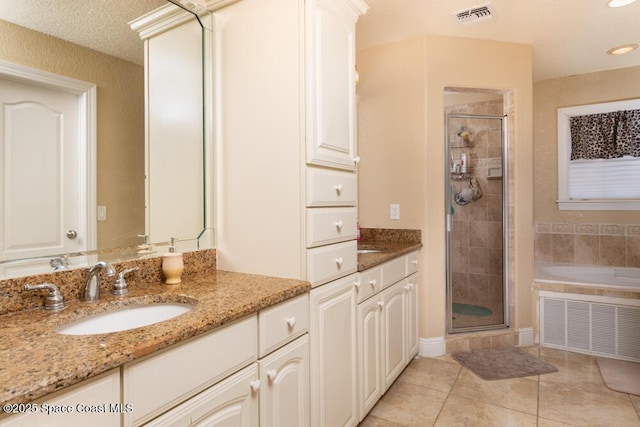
0,0,212,278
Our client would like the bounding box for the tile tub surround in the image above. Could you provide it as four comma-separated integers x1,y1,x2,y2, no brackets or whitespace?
0,249,217,316
0,266,310,405
358,228,422,271
535,222,640,268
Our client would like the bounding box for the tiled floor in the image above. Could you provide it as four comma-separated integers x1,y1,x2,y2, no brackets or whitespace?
360,346,640,427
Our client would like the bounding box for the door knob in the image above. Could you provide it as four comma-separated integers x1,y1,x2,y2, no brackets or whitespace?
66,230,78,239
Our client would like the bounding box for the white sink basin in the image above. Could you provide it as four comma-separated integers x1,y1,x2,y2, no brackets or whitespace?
56,303,195,336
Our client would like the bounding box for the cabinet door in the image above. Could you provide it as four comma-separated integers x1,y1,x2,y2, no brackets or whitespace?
145,364,259,427
406,274,419,358
356,295,383,422
310,273,358,427
381,281,407,391
259,335,309,427
305,0,359,171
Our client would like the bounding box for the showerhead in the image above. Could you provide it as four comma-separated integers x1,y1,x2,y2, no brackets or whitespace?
457,127,471,144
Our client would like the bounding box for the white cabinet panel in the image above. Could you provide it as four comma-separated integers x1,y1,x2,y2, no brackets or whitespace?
382,256,407,289
145,364,259,427
406,274,419,358
306,240,357,287
306,207,357,248
306,168,357,207
258,294,309,357
0,369,120,427
310,274,357,427
355,265,382,304
124,316,257,426
259,336,309,427
381,280,407,391
356,295,383,421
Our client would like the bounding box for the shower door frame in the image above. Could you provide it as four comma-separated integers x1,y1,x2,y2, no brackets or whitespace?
445,112,510,334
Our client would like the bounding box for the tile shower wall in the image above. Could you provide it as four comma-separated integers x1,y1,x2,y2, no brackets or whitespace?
535,223,640,268
448,99,505,317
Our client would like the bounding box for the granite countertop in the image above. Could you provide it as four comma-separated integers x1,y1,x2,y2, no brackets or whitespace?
357,240,423,271
0,270,310,405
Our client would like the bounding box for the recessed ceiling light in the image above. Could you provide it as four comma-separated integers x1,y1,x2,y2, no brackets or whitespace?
607,44,639,55
608,0,638,7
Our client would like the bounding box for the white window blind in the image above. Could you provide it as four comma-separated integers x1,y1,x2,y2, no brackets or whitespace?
569,157,640,199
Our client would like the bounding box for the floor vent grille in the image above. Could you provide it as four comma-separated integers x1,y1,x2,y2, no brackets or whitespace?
541,297,640,362
454,4,493,25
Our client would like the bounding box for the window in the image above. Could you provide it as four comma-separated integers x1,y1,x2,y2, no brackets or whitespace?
557,99,640,210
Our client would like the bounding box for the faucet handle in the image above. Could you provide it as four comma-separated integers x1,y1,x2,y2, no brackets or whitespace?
111,267,139,296
24,283,65,311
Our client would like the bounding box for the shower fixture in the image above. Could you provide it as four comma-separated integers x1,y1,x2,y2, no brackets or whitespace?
457,126,471,144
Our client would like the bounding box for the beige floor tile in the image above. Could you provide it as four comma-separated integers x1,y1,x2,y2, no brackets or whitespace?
537,417,576,426
368,380,448,427
631,395,640,419
434,394,537,427
358,415,404,427
539,352,627,398
538,347,596,364
449,368,539,415
396,356,461,393
538,382,640,426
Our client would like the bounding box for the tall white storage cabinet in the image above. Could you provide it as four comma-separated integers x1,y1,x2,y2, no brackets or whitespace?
211,0,367,426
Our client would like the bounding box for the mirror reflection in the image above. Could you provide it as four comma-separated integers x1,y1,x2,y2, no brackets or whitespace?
0,0,211,278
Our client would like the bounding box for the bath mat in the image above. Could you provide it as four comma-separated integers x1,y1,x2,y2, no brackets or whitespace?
452,302,493,317
597,357,640,396
451,347,557,381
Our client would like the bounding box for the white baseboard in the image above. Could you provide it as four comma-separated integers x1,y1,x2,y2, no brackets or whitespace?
519,327,534,346
419,337,445,358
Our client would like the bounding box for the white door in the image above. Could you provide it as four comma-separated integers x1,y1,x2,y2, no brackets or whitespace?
0,76,87,262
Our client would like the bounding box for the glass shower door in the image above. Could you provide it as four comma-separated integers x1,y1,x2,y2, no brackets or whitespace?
446,113,508,333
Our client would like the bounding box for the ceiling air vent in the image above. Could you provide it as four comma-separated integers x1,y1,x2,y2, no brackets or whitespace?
454,3,493,24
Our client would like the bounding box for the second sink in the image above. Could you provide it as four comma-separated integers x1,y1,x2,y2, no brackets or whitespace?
56,302,195,336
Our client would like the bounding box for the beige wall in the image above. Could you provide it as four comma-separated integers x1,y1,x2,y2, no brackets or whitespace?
357,35,533,340
0,19,145,250
534,65,640,225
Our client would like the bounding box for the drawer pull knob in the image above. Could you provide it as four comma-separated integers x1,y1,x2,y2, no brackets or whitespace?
335,220,344,230
267,369,278,382
335,257,343,266
412,260,418,266
369,279,376,287
404,284,412,291
354,281,361,290
377,301,384,309
286,316,296,328
353,156,361,164
334,184,343,194
250,380,261,392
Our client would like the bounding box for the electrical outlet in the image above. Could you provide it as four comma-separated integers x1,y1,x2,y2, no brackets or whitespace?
390,204,400,220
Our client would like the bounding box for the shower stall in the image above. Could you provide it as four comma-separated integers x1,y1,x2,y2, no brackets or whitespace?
445,91,509,333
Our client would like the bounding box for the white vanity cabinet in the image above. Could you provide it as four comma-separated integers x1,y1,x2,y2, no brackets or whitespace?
355,252,420,422
0,369,121,427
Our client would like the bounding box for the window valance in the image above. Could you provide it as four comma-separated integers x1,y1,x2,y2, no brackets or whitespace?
569,109,640,160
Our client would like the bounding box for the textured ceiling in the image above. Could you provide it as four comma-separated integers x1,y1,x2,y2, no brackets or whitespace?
1,0,638,80
357,0,640,81
0,0,167,65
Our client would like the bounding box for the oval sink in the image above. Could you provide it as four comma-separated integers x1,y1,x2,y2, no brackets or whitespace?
357,245,387,254
56,303,195,336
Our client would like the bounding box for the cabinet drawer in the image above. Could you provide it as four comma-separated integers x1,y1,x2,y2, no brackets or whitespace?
355,265,382,304
259,293,309,357
123,315,257,426
382,256,407,289
306,168,357,207
407,251,419,275
307,240,357,287
306,207,357,247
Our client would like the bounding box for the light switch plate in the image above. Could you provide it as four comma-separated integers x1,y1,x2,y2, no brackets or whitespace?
97,205,107,221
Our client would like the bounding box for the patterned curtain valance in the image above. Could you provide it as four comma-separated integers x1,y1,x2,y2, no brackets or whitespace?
569,109,640,160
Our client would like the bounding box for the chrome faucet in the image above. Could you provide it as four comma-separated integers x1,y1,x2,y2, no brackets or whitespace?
82,261,116,301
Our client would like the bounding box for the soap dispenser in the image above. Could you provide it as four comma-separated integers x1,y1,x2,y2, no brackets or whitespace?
162,237,184,285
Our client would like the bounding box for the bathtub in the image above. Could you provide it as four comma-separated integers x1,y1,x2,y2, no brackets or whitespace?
535,263,640,290
535,263,640,362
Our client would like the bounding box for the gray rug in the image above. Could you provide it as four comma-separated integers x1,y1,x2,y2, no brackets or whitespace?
452,347,558,381
597,357,640,396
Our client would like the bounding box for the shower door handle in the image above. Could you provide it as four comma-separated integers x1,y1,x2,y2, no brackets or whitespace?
446,214,452,232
